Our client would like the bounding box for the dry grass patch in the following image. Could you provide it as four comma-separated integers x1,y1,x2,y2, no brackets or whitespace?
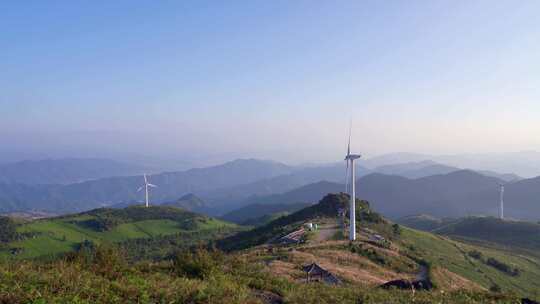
432,267,486,292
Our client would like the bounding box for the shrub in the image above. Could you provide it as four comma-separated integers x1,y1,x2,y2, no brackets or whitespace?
77,216,122,231
468,250,483,260
486,257,520,276
392,224,401,236
173,248,224,279
0,216,18,243
490,283,502,293
66,242,127,279
349,243,387,265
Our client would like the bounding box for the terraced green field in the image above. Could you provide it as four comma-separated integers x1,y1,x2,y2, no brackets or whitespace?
0,206,237,259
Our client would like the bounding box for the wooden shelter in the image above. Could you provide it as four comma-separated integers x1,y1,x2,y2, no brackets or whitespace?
302,263,341,285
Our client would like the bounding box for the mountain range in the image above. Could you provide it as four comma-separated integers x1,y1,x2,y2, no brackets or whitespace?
221,201,313,224
225,170,540,221
0,158,145,185
0,159,293,213
0,158,538,221
360,151,538,178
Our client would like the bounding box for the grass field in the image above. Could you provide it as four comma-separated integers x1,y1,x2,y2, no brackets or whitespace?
0,206,237,259
401,227,540,298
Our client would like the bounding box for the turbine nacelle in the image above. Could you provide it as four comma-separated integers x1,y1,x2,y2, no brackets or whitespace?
345,154,361,160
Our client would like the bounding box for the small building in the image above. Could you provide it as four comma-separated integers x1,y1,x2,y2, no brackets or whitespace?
370,234,385,242
279,229,305,245
302,263,341,285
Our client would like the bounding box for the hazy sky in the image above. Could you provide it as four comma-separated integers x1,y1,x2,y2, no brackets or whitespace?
1,1,540,164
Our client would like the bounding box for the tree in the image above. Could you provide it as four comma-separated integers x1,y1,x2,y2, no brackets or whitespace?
392,224,401,236
0,216,18,243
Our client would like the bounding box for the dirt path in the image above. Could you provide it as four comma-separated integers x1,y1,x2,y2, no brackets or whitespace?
315,220,341,242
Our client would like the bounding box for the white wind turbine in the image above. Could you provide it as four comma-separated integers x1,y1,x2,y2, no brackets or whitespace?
499,183,505,220
345,123,361,241
137,174,157,207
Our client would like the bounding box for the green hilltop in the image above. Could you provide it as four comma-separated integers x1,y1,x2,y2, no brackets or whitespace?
398,214,540,254
0,205,239,259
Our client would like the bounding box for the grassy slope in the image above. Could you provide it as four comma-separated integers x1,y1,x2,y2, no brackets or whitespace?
433,217,540,251
401,227,540,297
0,206,237,259
1,194,540,302
0,247,525,304
220,193,540,298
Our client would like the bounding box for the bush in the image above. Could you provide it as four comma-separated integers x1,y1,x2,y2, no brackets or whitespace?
392,224,401,236
468,250,483,260
77,216,122,231
65,242,127,279
349,243,387,265
486,257,520,276
0,216,18,243
173,248,224,279
490,283,502,293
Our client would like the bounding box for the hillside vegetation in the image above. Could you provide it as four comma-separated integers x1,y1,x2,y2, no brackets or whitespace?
396,214,456,231
397,215,540,254
0,205,239,259
1,193,540,303
433,217,540,252
219,193,540,300
0,244,526,304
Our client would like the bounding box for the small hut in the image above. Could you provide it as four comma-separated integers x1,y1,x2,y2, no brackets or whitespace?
302,263,341,285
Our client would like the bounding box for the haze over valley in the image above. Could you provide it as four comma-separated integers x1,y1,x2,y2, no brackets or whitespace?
3,1,540,303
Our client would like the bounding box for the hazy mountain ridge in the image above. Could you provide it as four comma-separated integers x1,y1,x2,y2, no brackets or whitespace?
0,158,537,221
372,160,521,181
161,193,208,213
0,159,293,213
0,158,145,185
362,152,538,178
231,170,540,221
221,202,313,224
373,160,459,179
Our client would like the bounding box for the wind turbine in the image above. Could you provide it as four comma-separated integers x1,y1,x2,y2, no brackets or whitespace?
499,183,505,220
345,123,361,241
137,174,157,207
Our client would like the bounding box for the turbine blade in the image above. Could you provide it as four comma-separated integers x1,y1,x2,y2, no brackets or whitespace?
148,184,157,188
137,186,144,192
347,119,352,156
144,174,148,184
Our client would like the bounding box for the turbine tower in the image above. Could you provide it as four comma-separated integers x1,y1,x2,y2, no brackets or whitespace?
345,124,361,241
499,183,504,220
137,174,157,207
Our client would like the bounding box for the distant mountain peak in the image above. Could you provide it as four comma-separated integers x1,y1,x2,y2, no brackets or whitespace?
162,193,206,212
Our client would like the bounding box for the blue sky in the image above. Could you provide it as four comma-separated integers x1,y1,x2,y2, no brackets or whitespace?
1,1,539,164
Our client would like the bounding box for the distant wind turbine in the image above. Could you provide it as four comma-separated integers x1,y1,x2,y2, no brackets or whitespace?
137,174,157,207
499,183,505,220
345,123,361,241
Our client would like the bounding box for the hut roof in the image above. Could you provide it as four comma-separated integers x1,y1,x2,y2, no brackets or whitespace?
302,263,326,275
302,263,342,285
